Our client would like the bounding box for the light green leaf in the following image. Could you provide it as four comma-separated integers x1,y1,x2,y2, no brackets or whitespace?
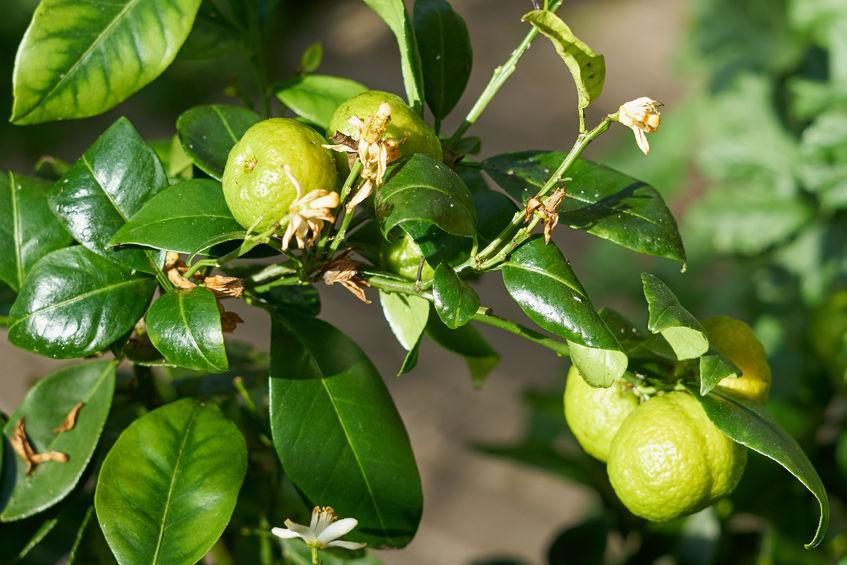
276,75,367,128
300,41,323,73
269,311,422,547
699,351,740,396
176,104,262,180
95,398,247,565
0,361,116,521
642,273,708,360
0,170,72,292
12,0,203,124
379,290,429,375
363,0,425,113
521,9,605,108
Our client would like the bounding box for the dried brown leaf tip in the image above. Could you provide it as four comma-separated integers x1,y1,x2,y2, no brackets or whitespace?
321,255,371,304
53,401,85,433
204,275,244,299
525,187,567,243
10,418,68,475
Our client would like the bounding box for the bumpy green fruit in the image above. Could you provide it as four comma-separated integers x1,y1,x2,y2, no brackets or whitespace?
222,118,337,232
380,232,434,281
564,366,639,462
327,90,442,164
607,391,747,522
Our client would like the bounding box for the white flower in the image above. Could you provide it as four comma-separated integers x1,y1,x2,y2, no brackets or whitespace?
618,97,662,155
271,506,366,551
281,166,339,251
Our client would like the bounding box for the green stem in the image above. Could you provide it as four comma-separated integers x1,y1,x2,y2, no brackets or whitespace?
327,161,364,255
472,310,570,357
311,547,320,565
447,0,564,147
184,224,281,278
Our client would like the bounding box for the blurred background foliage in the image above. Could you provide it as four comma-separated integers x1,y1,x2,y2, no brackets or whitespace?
2,0,847,563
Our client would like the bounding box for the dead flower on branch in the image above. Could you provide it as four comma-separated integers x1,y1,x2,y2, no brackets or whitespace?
617,97,662,155
321,253,371,304
525,187,567,243
281,165,340,250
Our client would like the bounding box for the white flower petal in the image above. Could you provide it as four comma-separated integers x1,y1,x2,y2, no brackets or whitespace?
283,520,318,544
317,518,358,545
270,527,302,540
633,127,650,155
327,540,367,550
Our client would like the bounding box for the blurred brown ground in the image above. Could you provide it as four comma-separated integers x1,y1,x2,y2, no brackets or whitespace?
0,0,685,563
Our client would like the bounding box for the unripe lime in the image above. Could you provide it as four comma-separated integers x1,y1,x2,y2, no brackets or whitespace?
380,232,434,281
607,391,746,522
327,90,443,165
702,316,772,403
563,366,638,462
222,118,338,232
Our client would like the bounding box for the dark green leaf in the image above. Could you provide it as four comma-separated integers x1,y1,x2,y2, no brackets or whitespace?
0,361,116,521
276,75,367,129
432,263,479,328
598,308,644,355
413,0,472,119
249,284,321,317
699,351,740,396
501,237,625,386
176,104,262,179
426,316,499,385
111,179,245,256
69,505,118,564
376,154,476,239
798,109,847,210
34,156,72,181
546,517,607,565
8,246,156,358
178,1,240,60
300,41,323,73
11,0,203,124
146,288,228,372
642,273,708,360
0,171,72,292
483,152,686,264
50,117,168,274
363,0,425,113
95,398,247,565
688,386,829,549
458,166,518,246
521,10,604,108
269,311,422,547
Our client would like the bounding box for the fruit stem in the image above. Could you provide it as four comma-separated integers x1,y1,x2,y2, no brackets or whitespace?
326,161,364,255
446,0,564,148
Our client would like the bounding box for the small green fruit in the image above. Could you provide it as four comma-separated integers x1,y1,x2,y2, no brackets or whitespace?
380,232,434,281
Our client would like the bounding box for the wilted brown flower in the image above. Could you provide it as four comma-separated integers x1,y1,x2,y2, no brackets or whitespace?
525,187,567,243
281,165,340,251
618,97,662,155
321,255,371,304
203,275,244,299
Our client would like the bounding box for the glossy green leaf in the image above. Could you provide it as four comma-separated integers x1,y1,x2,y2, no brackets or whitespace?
363,0,425,113
432,263,479,329
69,505,118,564
482,152,686,265
413,0,472,119
699,351,740,396
501,237,625,386
379,290,429,353
269,311,422,547
249,283,322,317
8,246,156,358
177,1,240,60
146,288,228,372
12,0,203,124
176,104,262,179
426,316,499,385
688,387,829,549
376,154,476,239
276,75,368,129
0,361,116,521
458,167,518,246
111,179,245,256
50,117,168,274
642,273,708,360
522,10,604,108
95,398,247,565
0,170,72,292
300,41,323,73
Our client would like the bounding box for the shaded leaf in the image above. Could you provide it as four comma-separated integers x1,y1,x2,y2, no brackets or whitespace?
11,0,203,124
111,179,245,256
546,516,607,565
413,0,473,119
426,316,499,385
176,104,262,179
642,273,708,360
95,398,247,565
0,170,72,292
432,263,479,329
8,246,156,358
50,117,168,274
276,75,367,129
146,288,228,372
0,361,116,521
269,311,422,547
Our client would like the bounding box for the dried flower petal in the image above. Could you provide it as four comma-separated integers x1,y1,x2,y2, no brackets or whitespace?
53,402,85,433
204,275,244,299
524,187,567,243
281,165,339,251
618,97,662,155
10,418,68,474
321,256,371,304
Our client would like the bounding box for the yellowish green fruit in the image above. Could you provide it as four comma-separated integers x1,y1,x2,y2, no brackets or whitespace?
563,366,638,462
703,316,772,403
222,118,338,232
380,232,434,281
327,90,443,167
607,391,747,522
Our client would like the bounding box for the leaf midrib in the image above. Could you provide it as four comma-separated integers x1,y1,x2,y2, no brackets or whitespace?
177,291,222,371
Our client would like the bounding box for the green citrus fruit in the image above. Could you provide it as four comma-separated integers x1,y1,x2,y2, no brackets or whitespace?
564,366,639,462
327,90,443,165
607,391,747,522
222,118,338,232
380,232,434,281
702,316,772,403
